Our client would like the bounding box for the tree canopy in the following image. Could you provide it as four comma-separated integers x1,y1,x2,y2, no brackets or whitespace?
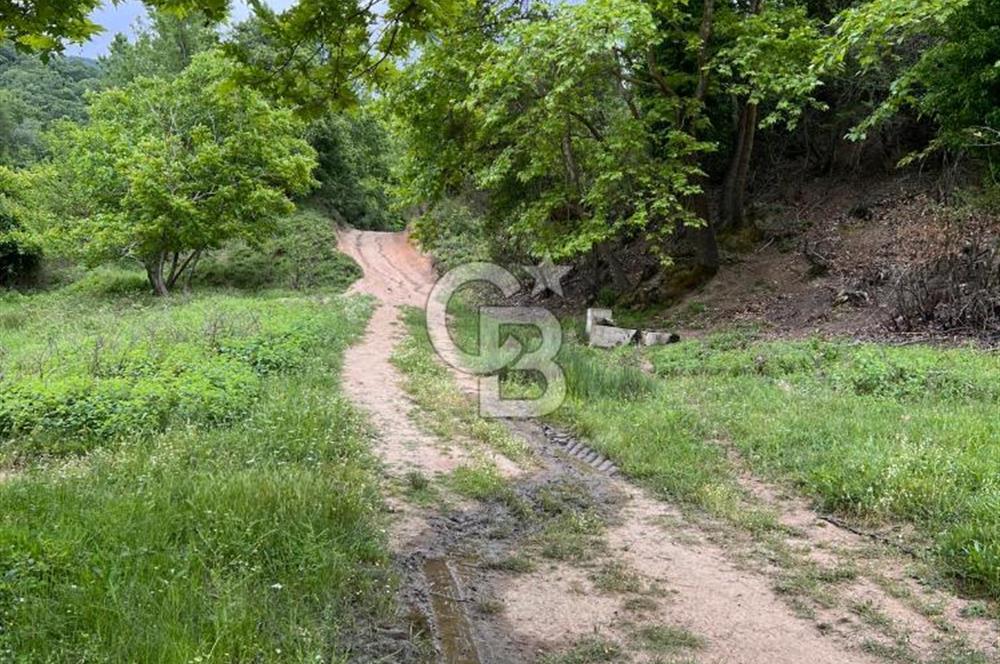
35,51,316,295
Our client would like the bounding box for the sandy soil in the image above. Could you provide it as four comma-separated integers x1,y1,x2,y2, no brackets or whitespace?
337,228,998,664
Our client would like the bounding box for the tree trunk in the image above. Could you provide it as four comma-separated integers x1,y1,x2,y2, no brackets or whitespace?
720,101,758,229
689,182,720,274
719,0,763,230
182,250,202,293
145,253,169,296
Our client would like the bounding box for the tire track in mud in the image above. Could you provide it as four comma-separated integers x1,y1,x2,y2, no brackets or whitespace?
336,228,997,664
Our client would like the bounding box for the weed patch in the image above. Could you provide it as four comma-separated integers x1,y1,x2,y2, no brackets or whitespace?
0,286,395,660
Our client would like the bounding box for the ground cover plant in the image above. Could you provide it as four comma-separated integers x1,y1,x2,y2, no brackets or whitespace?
0,266,398,662
567,330,1000,596
404,302,1000,597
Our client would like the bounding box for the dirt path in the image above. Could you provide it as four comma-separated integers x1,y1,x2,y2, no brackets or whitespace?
337,229,997,664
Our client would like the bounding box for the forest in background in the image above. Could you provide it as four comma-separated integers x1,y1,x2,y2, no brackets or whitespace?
1,0,997,333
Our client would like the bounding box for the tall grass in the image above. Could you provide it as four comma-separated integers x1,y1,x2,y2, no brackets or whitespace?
562,330,1000,595
0,280,396,660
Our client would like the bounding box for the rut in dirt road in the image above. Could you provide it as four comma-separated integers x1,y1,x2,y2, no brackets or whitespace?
336,229,995,664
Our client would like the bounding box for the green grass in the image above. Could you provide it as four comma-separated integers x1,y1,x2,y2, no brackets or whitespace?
400,300,1000,597
571,330,1000,596
590,561,645,594
632,624,704,654
0,265,401,660
538,637,622,664
391,307,532,463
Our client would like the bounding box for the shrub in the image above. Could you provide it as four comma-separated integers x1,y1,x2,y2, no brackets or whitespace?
194,208,361,292
64,267,150,296
0,295,371,452
0,166,40,287
411,199,492,271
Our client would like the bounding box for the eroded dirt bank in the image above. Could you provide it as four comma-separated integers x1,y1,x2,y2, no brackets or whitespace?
337,228,998,664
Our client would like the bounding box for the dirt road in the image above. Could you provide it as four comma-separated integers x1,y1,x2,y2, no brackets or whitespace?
337,229,997,664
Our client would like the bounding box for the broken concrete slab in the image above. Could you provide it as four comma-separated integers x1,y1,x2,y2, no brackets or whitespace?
585,308,614,338
589,323,637,348
585,307,679,348
640,331,681,346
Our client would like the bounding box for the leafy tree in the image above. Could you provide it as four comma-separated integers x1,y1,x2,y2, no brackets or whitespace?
0,0,229,53
101,9,219,86
714,3,823,228
390,0,714,282
827,0,999,175
0,0,103,52
469,0,708,265
226,0,461,113
307,111,401,229
0,167,40,285
390,0,824,279
229,16,402,229
37,51,317,295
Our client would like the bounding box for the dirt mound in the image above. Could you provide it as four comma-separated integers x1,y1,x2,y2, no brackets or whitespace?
651,174,1000,341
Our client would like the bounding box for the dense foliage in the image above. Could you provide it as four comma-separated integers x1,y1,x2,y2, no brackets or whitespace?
308,112,401,229
36,52,316,295
194,207,363,291
0,43,100,166
1,6,999,659
0,167,39,285
829,0,1000,172
389,0,824,277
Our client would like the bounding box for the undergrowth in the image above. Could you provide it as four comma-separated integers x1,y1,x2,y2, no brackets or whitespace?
0,269,398,660
404,299,1000,597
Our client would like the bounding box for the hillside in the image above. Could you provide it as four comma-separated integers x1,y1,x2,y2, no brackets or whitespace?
650,174,999,343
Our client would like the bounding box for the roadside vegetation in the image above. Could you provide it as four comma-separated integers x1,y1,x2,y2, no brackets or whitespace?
0,257,400,661
567,334,1000,596
401,301,1000,598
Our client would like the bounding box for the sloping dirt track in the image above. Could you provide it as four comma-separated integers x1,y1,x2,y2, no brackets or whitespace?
337,229,998,663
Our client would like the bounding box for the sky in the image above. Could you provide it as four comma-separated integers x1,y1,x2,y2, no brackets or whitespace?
67,0,297,59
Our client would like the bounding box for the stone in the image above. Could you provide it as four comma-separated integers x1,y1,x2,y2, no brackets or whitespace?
640,330,680,346
589,324,637,348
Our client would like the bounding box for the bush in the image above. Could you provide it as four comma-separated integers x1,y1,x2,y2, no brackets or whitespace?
308,112,403,230
0,294,371,452
194,208,361,292
0,166,40,287
411,199,492,271
63,267,150,296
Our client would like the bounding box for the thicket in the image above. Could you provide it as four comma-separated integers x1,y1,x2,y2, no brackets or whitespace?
387,0,998,314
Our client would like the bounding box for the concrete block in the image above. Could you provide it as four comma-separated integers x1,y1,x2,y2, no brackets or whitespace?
640,331,680,346
585,308,615,338
589,324,637,348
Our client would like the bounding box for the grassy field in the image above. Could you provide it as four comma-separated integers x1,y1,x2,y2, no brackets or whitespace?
568,329,1000,596
0,266,395,661
411,304,1000,597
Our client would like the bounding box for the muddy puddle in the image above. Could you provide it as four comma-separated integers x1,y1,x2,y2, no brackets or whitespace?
423,558,482,664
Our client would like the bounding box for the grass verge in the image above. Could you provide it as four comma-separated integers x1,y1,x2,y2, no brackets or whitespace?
391,306,532,463
400,299,1000,598
0,280,398,660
